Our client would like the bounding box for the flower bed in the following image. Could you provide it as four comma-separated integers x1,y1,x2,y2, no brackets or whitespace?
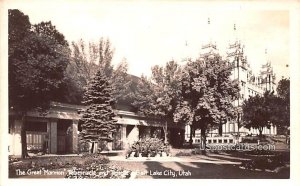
127,138,171,158
9,154,131,179
240,152,289,172
245,149,276,156
65,163,131,179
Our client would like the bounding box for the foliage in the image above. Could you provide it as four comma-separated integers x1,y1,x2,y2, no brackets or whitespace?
133,60,182,118
9,155,130,179
132,60,183,142
241,136,269,143
128,138,170,157
79,70,117,151
240,154,289,171
33,21,68,46
9,156,82,177
9,10,69,111
78,140,90,153
276,78,290,135
242,91,286,136
65,39,131,104
81,153,110,165
277,78,290,102
65,164,131,179
175,151,192,157
174,54,239,148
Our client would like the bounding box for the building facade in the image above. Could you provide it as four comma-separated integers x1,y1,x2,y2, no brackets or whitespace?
184,20,277,144
9,102,185,157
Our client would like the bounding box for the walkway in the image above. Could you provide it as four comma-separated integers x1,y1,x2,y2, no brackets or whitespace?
107,152,289,179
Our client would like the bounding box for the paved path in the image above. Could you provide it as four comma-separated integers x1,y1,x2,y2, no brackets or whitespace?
108,153,289,179
109,156,242,165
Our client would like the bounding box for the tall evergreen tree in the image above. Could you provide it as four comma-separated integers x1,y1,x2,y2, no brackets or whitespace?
79,70,117,153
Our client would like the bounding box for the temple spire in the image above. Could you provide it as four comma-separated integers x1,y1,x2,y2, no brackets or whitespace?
200,16,218,59
232,22,238,44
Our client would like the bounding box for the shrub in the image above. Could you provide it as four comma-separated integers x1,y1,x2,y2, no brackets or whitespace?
78,141,90,153
240,153,288,171
65,164,131,179
9,154,129,179
128,137,170,157
9,156,19,163
246,149,275,156
81,153,110,165
175,151,192,156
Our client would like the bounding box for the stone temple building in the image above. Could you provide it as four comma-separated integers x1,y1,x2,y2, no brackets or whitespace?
184,19,277,144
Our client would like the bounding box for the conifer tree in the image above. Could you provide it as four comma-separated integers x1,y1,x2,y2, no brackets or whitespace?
79,70,117,153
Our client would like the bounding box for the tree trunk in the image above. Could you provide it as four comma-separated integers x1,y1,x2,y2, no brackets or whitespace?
218,123,223,136
90,141,96,153
200,126,207,155
259,127,263,137
21,114,28,158
163,121,168,144
189,125,193,147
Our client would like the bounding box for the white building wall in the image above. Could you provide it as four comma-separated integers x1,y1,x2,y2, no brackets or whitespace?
9,120,22,157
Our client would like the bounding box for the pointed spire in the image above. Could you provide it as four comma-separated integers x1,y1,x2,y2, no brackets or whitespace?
208,17,210,25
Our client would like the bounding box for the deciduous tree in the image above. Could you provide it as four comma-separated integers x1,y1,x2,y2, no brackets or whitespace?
9,9,70,158
275,78,290,137
66,39,130,104
174,54,238,149
133,61,182,143
242,91,276,136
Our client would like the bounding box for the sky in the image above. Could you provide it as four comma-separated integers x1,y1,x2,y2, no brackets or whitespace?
5,1,290,81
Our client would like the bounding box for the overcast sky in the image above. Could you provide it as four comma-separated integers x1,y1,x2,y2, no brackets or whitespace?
6,1,290,81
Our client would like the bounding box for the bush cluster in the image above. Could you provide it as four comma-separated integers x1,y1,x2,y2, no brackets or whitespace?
240,153,289,171
9,154,131,179
65,163,131,179
246,149,275,156
128,138,170,157
9,156,19,163
9,156,83,177
81,153,110,165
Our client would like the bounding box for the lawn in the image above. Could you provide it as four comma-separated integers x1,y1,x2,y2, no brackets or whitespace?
110,160,289,179
9,151,289,179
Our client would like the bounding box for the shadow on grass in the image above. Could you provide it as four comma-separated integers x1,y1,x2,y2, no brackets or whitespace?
141,160,289,179
142,161,178,179
177,161,289,179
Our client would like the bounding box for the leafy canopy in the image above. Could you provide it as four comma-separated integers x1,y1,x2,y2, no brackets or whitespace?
174,55,239,130
9,9,70,112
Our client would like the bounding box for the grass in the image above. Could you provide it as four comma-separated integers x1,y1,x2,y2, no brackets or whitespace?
9,144,290,179
110,160,289,179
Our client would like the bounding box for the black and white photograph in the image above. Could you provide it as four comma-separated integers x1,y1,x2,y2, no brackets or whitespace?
1,0,300,185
